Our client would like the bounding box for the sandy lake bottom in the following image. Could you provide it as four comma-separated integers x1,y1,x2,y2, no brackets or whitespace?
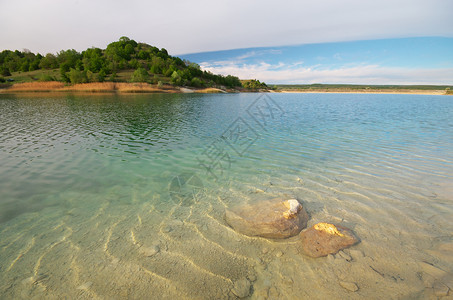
0,93,452,299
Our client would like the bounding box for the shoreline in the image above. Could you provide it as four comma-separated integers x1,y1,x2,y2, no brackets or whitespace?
1,82,451,96
2,89,449,96
0,82,234,95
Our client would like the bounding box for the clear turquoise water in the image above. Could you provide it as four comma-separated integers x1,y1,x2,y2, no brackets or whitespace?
0,92,452,299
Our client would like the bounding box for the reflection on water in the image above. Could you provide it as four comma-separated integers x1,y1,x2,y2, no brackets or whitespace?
0,93,452,299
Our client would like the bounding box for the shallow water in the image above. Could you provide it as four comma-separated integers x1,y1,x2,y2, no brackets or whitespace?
0,92,452,299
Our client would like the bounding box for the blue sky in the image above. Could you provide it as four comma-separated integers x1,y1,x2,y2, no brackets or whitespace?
181,37,453,84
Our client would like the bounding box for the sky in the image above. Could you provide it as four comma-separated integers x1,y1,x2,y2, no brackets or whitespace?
181,37,453,84
1,0,452,84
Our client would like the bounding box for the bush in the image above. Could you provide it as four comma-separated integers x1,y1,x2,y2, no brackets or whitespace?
170,71,182,85
109,72,117,82
129,59,140,69
68,68,87,84
0,77,5,83
164,68,173,77
97,69,106,82
150,64,161,74
86,70,95,82
190,77,203,88
1,67,11,77
38,74,55,82
150,74,159,84
131,67,149,82
60,63,71,83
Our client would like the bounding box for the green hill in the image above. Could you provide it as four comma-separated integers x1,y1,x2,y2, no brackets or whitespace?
0,37,242,89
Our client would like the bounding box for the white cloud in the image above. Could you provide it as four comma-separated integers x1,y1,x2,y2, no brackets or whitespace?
0,0,452,54
201,62,453,85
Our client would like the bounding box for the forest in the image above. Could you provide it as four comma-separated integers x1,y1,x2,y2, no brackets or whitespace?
0,37,247,89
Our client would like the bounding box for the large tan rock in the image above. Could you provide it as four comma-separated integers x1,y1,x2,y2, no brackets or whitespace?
299,223,359,257
225,198,309,239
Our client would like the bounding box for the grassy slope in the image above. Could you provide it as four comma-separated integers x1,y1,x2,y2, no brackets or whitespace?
6,69,61,82
1,68,246,93
5,68,172,84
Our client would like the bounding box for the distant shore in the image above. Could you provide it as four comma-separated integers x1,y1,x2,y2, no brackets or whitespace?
274,84,452,96
277,89,449,95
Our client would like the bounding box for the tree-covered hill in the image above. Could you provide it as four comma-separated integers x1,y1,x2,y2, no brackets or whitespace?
0,37,242,88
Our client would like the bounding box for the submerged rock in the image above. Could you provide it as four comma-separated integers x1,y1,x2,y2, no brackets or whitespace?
225,198,309,239
299,223,359,257
420,261,453,290
139,245,160,257
433,281,449,297
231,278,251,298
339,281,359,292
76,282,93,290
338,250,352,261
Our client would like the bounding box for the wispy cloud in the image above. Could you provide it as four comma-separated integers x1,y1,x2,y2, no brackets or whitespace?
200,61,453,84
236,49,282,60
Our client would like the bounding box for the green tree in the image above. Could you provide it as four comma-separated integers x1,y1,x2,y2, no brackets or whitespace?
158,48,169,59
106,37,138,68
224,75,241,88
138,50,150,60
124,44,134,60
128,59,140,69
57,49,81,69
149,56,164,74
164,67,174,77
39,53,59,69
20,60,30,72
170,70,182,85
29,57,41,71
82,48,105,72
0,50,20,73
243,79,267,90
60,62,71,82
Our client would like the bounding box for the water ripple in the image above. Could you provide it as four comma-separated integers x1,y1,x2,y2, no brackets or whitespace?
0,93,452,298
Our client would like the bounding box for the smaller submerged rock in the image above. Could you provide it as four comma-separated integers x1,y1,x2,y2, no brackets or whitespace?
433,281,449,297
139,245,160,257
299,223,359,257
231,278,251,298
225,198,309,239
339,281,359,292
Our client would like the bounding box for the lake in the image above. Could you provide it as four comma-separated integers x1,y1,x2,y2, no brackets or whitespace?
0,92,452,299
